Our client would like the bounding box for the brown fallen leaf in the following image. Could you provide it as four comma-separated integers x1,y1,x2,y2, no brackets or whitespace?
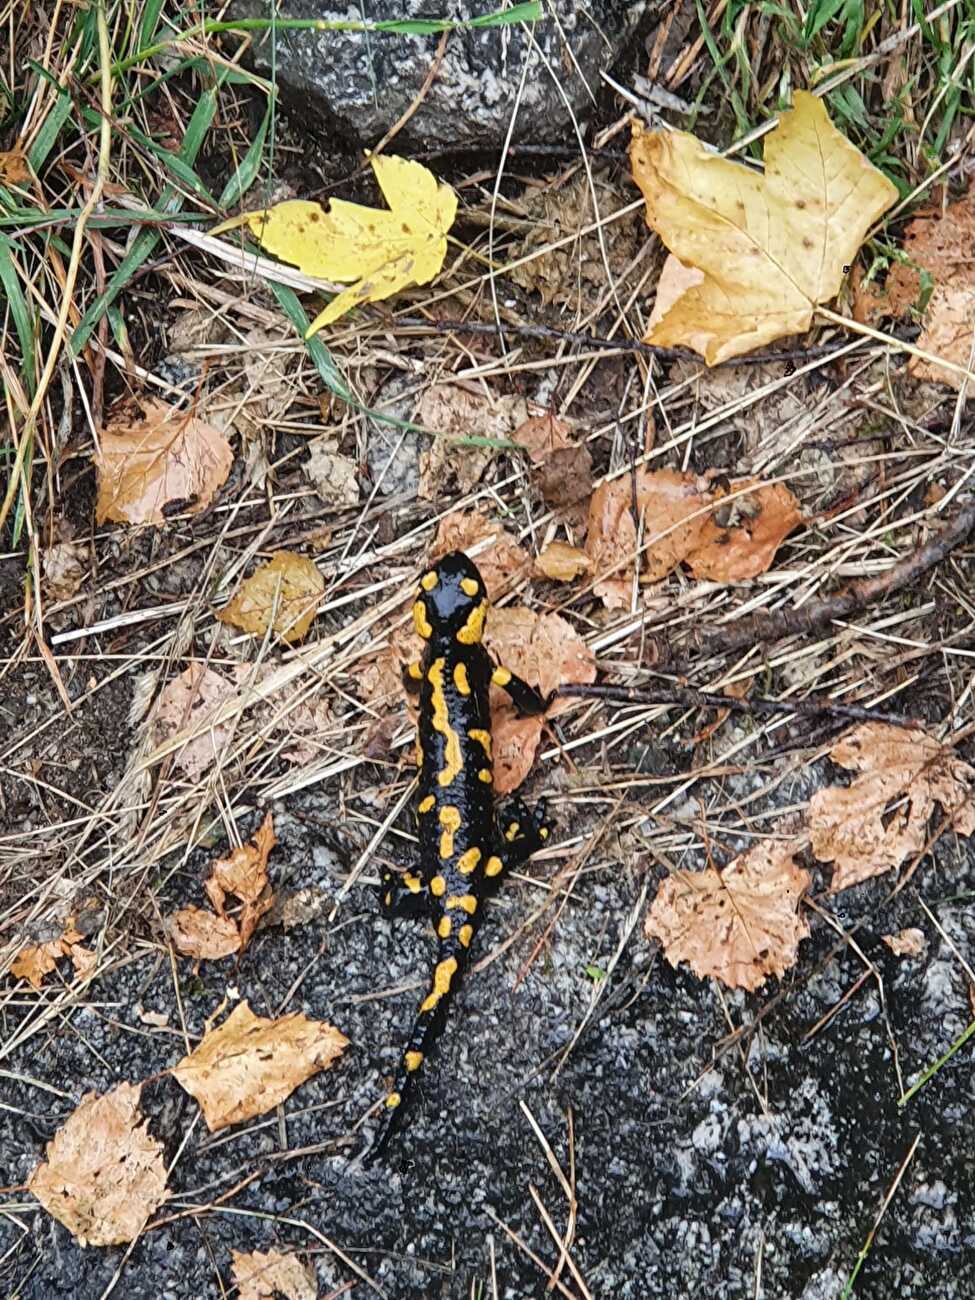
305,435,359,507
630,91,898,362
808,723,975,892
95,397,234,525
535,541,592,582
686,481,803,583
218,550,324,643
645,842,810,992
417,385,527,500
205,812,276,951
169,906,241,960
0,148,31,184
514,411,593,511
28,1082,168,1246
149,664,240,781
883,928,927,959
485,608,596,793
42,539,88,601
171,1000,348,1131
585,469,800,606
880,187,975,389
232,1249,318,1300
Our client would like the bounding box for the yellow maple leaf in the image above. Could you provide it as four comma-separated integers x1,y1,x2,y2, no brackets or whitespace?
630,90,898,363
226,154,457,334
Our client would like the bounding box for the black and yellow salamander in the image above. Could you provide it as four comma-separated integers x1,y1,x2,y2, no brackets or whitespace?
367,550,553,1160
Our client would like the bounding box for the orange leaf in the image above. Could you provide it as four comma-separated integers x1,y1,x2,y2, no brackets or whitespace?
231,1249,318,1300
218,550,324,643
95,398,233,525
171,1000,348,1131
169,907,241,960
27,1083,168,1246
535,541,592,582
645,842,810,992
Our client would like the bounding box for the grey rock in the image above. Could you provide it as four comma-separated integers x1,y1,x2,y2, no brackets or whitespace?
227,0,649,147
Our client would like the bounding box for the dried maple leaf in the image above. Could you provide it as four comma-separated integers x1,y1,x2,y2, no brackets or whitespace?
879,187,975,390
171,1000,348,1131
630,91,897,362
585,469,800,606
808,722,975,892
883,928,927,958
645,842,810,992
28,1082,168,1246
169,906,241,960
221,154,457,333
95,397,233,525
232,1249,318,1300
149,664,240,781
218,550,324,643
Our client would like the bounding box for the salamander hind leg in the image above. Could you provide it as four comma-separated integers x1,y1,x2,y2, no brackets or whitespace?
487,795,552,881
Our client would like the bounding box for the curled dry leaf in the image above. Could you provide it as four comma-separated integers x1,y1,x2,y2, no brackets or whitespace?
171,1000,348,1131
205,812,276,952
535,541,592,582
27,1082,168,1246
95,397,233,525
222,154,456,333
417,385,527,499
645,842,810,992
0,148,31,184
808,723,975,892
630,91,897,362
485,608,596,793
883,928,927,959
169,906,241,961
11,917,97,989
305,436,359,507
218,550,324,643
432,511,531,600
585,469,800,606
232,1249,318,1300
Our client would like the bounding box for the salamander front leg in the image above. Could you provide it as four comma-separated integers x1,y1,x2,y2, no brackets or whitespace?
484,796,552,886
477,647,551,717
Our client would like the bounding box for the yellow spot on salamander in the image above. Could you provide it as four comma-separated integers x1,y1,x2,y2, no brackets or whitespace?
405,1050,424,1071
413,600,433,639
407,660,423,680
446,894,478,914
430,875,446,896
415,739,423,767
420,570,438,591
505,821,521,842
420,956,458,1012
386,1092,401,1108
478,769,492,784
438,804,461,860
468,728,491,758
453,661,471,695
485,855,503,877
418,794,435,814
460,577,480,597
437,916,452,939
428,657,462,787
540,826,549,839
456,601,486,645
403,872,422,894
440,832,454,859
457,847,481,874
492,665,512,687
459,923,474,947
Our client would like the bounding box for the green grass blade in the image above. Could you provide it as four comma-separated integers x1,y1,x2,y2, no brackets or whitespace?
27,88,75,172
268,280,352,402
219,99,272,209
0,235,36,393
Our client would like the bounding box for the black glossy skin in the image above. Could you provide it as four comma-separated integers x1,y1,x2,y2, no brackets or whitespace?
367,550,552,1160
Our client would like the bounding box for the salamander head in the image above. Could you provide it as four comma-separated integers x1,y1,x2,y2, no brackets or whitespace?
413,551,487,644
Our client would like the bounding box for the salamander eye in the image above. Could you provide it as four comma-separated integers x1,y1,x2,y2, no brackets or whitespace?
460,577,480,598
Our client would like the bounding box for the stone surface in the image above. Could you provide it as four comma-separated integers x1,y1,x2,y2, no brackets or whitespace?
226,1,649,147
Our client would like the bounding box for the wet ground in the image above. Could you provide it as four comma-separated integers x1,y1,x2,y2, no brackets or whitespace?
2,738,973,1299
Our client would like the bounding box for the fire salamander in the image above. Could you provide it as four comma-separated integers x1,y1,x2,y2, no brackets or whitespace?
367,550,553,1160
